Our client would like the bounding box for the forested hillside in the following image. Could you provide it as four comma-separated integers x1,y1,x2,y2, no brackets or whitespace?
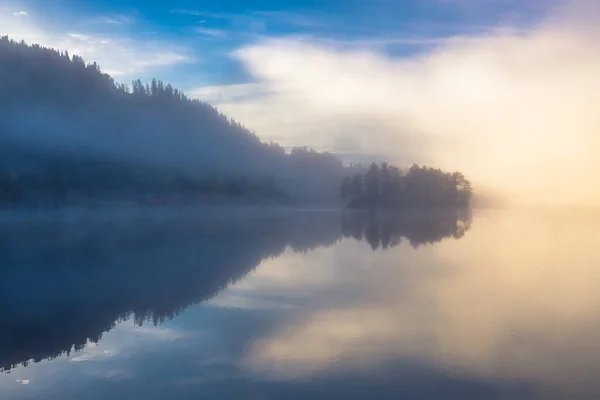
0,36,346,206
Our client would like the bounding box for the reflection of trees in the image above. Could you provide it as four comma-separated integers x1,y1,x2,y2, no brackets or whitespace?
0,208,472,372
342,208,472,251
0,209,342,372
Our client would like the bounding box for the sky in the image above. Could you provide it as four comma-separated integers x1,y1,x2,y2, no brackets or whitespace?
1,0,599,205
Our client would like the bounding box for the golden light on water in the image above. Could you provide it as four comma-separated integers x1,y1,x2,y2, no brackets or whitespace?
239,209,600,396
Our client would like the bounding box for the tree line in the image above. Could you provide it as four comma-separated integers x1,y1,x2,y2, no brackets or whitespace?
341,162,473,208
0,36,346,206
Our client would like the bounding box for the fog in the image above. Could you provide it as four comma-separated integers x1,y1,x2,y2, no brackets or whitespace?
0,35,349,203
205,0,599,206
237,209,600,397
1,1,597,205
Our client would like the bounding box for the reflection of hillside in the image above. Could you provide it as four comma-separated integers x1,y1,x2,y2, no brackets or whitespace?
0,209,343,372
342,208,472,250
0,207,472,372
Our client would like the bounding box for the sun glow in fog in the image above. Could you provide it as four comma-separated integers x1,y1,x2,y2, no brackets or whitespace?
205,0,600,206
238,209,600,396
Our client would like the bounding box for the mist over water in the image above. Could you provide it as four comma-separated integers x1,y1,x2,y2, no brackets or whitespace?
0,1,598,398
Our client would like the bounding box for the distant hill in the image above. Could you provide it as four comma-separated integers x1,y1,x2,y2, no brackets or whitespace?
0,36,346,205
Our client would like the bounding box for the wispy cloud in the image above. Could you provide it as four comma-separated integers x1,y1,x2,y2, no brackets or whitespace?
208,292,295,310
94,15,133,25
71,349,116,362
262,33,462,51
67,33,90,41
133,325,186,341
189,82,271,103
13,11,28,17
170,9,202,16
251,10,326,29
174,9,329,35
0,10,194,78
195,27,229,39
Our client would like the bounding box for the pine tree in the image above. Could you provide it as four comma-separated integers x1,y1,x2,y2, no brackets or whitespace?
352,173,364,203
365,162,380,206
151,78,158,97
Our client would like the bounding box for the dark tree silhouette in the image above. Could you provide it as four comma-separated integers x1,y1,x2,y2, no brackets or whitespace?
341,208,472,250
352,173,364,203
341,162,473,209
365,162,381,206
380,162,392,204
340,177,353,204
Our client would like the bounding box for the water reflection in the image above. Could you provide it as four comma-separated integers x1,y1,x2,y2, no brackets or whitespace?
236,208,600,399
5,208,600,399
0,207,469,374
342,208,471,250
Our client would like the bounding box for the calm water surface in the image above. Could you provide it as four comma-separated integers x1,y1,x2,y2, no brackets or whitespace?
1,207,599,399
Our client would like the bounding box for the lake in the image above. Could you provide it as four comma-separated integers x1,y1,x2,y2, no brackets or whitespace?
1,207,599,399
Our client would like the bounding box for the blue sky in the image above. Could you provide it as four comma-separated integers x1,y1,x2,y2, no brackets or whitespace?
2,0,555,88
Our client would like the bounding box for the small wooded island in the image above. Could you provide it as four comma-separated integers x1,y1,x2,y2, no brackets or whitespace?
0,36,473,209
341,162,472,208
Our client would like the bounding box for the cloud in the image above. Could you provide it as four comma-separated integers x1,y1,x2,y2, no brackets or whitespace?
67,33,90,41
175,9,326,36
251,10,326,30
13,11,28,17
0,9,193,78
93,15,133,25
208,292,295,310
133,326,186,341
193,0,599,205
71,349,116,362
170,9,202,16
189,82,272,103
195,27,229,39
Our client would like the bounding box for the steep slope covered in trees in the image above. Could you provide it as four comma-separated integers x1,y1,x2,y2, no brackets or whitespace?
0,37,345,205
